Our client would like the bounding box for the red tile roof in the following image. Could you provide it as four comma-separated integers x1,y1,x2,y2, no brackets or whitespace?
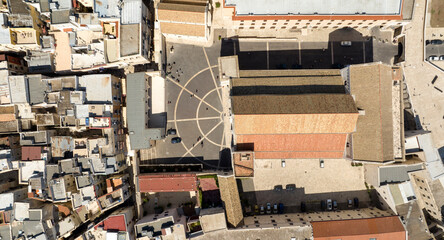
255,151,344,159
96,215,127,232
312,216,406,240
199,178,218,191
237,134,347,159
21,146,42,161
139,174,197,192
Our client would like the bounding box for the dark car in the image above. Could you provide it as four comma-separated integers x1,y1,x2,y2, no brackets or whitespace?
285,184,296,191
167,129,177,135
171,137,182,144
354,197,359,208
320,200,326,211
300,202,306,212
431,39,443,45
333,200,338,210
274,185,283,191
278,203,284,214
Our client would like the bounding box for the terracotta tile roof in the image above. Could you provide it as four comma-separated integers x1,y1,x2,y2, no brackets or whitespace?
0,114,15,122
312,216,406,240
237,134,347,152
233,152,254,177
232,94,358,115
254,151,344,159
138,174,197,192
21,146,42,160
157,2,206,24
350,64,394,162
56,204,71,217
234,113,358,135
159,22,206,37
96,215,127,232
199,178,218,191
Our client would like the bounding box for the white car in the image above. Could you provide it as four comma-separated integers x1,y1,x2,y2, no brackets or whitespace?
327,199,333,211
429,55,439,61
266,203,272,214
440,55,444,61
341,41,352,47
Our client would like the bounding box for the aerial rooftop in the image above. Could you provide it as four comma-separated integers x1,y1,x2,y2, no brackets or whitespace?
225,0,403,16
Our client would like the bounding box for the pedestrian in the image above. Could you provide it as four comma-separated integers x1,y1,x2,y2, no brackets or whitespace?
173,62,176,64
201,141,204,147
206,107,208,110
196,89,198,93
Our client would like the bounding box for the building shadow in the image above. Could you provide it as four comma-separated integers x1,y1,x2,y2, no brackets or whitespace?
236,177,377,214
221,28,377,70
140,150,232,172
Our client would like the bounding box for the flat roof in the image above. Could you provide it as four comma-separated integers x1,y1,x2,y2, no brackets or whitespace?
350,64,395,162
94,0,120,18
225,0,403,16
121,0,142,24
312,216,406,239
120,24,140,57
138,174,197,192
126,73,163,150
78,75,112,103
379,164,423,185
232,94,358,115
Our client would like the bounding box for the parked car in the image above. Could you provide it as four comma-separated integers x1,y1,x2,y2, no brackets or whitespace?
260,205,265,214
341,41,352,47
333,200,338,210
281,159,286,167
354,197,359,208
429,55,439,61
320,200,326,211
440,55,444,61
348,199,353,208
171,137,182,144
167,129,177,135
273,204,278,214
274,185,283,191
254,205,259,214
320,159,324,168
327,199,332,211
266,203,272,214
300,202,306,213
286,184,296,191
278,203,284,214
431,39,443,45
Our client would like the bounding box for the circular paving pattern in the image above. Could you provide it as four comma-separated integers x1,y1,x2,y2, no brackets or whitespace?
167,64,226,165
